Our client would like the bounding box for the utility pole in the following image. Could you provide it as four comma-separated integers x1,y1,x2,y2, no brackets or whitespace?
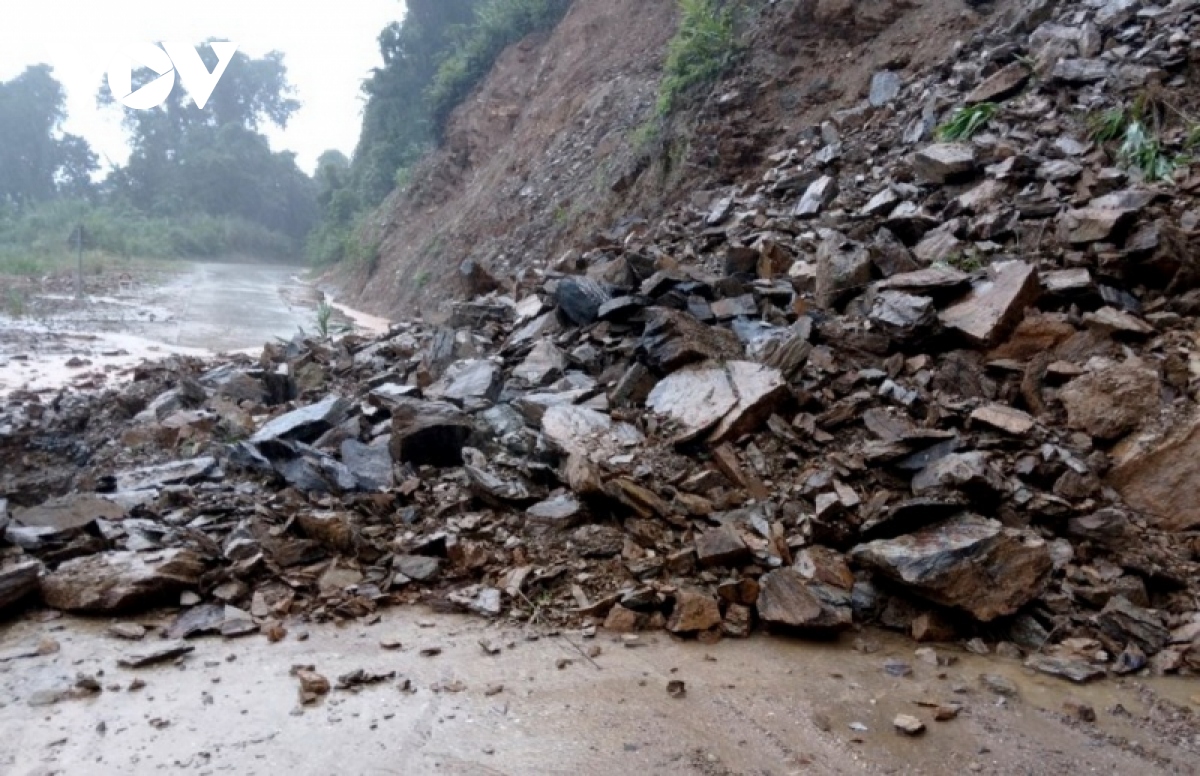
75,223,84,300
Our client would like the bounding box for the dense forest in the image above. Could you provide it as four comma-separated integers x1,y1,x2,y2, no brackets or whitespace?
0,0,576,272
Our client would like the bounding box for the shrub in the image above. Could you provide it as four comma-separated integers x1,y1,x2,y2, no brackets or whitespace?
657,0,740,116
427,0,574,136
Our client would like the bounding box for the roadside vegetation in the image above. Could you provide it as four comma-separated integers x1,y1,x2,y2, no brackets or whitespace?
0,51,315,276
308,0,574,267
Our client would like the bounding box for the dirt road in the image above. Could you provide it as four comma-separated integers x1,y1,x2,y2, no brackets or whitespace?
0,260,378,396
1,609,1197,776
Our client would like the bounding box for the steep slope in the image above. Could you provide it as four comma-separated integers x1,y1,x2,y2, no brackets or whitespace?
340,0,998,318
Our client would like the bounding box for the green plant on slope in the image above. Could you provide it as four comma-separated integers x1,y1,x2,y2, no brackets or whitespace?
657,0,741,116
1087,96,1187,182
1117,119,1177,182
936,103,998,141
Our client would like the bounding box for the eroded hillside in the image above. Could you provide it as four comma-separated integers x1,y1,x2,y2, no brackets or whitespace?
340,0,999,317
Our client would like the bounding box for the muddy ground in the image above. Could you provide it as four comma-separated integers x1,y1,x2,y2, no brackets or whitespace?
2,610,1199,776
0,261,382,397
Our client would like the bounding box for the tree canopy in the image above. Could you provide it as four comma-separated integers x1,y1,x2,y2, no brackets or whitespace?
0,65,98,207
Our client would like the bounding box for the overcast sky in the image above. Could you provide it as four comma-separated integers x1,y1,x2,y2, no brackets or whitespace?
0,0,406,174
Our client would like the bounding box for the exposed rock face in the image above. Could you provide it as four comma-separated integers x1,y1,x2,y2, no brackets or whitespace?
1060,361,1159,441
40,550,206,613
850,514,1053,621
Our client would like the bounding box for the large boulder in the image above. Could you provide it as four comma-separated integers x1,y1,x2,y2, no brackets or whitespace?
40,549,206,613
850,514,1052,621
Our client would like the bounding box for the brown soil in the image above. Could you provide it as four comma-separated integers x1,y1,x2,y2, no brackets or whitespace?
337,0,998,320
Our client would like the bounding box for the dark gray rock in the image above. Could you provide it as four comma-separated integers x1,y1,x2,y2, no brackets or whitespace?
555,277,612,326
850,514,1053,621
250,396,351,444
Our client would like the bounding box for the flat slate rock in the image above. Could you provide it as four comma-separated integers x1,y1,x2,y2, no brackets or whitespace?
40,549,206,613
250,396,351,444
118,641,195,668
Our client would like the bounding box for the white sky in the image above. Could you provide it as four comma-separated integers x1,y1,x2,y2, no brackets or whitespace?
0,0,407,174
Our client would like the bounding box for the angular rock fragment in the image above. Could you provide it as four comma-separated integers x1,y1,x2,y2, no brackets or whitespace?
555,277,611,326
1095,596,1169,655
1108,416,1200,530
970,404,1035,435
115,457,220,492
41,550,206,613
387,398,474,467
1059,361,1158,440
966,62,1029,103
850,514,1052,621
525,494,585,530
541,405,643,463
647,361,786,444
425,359,502,405
250,396,351,444
667,587,722,634
512,340,567,386
912,143,977,184
794,175,838,218
938,260,1040,346
640,308,742,373
118,641,195,668
816,234,872,310
695,526,751,569
0,559,42,611
756,569,853,632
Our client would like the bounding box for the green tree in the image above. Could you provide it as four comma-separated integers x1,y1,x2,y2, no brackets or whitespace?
0,65,99,208
99,43,316,245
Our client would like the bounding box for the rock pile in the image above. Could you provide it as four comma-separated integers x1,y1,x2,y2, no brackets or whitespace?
3,0,1200,682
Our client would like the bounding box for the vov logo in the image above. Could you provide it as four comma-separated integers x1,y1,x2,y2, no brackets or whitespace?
107,42,238,110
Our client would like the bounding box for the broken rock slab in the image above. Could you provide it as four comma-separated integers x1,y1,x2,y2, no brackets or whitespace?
912,143,977,184
756,568,853,632
1059,361,1159,440
938,260,1040,347
555,277,612,326
646,361,786,444
1109,415,1200,530
540,405,643,464
41,549,206,613
114,457,219,493
850,513,1053,621
425,359,502,406
250,396,351,444
640,308,742,373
